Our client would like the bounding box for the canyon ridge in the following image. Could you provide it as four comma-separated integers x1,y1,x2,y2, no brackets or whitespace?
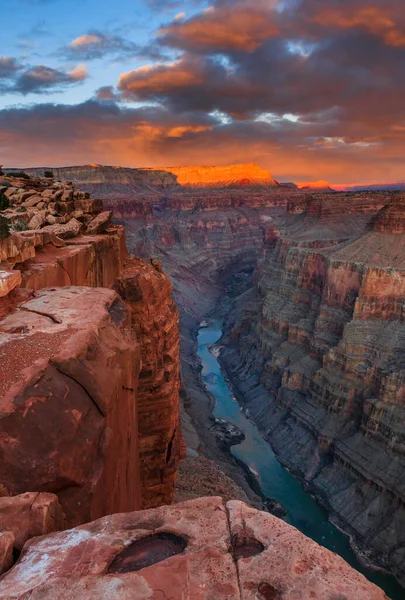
0,163,404,599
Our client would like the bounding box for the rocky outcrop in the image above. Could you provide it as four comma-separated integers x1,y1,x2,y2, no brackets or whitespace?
0,492,65,570
0,175,182,544
116,258,182,508
9,163,279,197
152,162,279,187
296,179,333,191
0,287,142,527
368,193,405,233
0,497,388,599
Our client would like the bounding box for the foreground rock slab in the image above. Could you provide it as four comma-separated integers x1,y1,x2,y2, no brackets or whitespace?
0,286,142,527
0,497,387,599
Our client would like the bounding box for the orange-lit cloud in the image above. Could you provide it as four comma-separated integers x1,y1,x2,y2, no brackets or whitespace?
158,5,279,52
118,59,206,99
312,6,405,47
2,0,405,186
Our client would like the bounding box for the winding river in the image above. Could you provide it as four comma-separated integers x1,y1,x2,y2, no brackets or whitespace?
198,319,404,600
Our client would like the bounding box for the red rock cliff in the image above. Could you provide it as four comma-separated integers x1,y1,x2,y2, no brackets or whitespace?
0,175,182,536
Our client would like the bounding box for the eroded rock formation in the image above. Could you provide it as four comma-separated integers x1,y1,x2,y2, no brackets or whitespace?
115,187,405,586
0,174,182,559
0,497,388,599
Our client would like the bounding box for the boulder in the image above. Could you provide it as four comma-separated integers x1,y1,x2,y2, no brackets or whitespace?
0,532,14,576
27,211,46,230
74,198,103,214
0,492,65,550
86,211,112,235
41,218,82,239
22,196,42,208
0,270,21,298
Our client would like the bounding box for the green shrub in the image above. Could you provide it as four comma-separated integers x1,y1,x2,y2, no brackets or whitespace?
0,165,4,176
0,216,10,238
6,171,30,179
44,170,54,178
0,193,9,211
16,206,27,212
12,218,28,232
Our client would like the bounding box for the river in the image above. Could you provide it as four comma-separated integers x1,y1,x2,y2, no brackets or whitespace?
198,319,404,600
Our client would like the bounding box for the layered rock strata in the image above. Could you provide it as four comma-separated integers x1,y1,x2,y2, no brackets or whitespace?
0,175,182,559
115,188,405,585
219,194,405,585
116,258,182,508
0,497,388,599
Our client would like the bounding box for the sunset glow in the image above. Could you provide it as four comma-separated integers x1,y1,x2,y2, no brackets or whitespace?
1,0,404,186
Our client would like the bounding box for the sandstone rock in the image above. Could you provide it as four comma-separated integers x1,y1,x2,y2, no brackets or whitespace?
41,217,82,239
0,497,388,599
3,188,17,199
0,234,35,263
27,211,46,230
0,532,14,576
22,196,42,208
0,270,21,298
369,193,405,233
74,197,103,214
116,258,182,508
0,287,142,526
86,210,112,235
0,492,65,550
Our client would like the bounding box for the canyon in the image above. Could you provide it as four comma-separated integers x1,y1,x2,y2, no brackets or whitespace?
106,166,405,590
0,165,404,598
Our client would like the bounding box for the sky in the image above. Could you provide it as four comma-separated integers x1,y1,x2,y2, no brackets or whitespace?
0,0,404,185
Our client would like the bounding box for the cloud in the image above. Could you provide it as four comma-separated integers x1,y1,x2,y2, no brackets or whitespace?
0,57,22,79
11,64,87,94
1,99,403,185
118,57,210,100
157,4,279,52
64,31,139,60
2,0,405,185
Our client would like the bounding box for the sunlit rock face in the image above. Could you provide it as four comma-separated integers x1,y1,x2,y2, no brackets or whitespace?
0,497,388,600
155,163,279,187
115,187,405,585
0,175,182,537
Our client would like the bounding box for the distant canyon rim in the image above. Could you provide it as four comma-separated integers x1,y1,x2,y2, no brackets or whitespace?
1,162,405,597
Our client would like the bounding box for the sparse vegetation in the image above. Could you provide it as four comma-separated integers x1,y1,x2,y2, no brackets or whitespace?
12,218,28,232
44,170,54,178
16,206,27,213
0,193,9,211
6,171,30,179
0,215,10,238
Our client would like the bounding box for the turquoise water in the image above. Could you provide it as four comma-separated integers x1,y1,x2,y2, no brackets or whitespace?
198,320,404,600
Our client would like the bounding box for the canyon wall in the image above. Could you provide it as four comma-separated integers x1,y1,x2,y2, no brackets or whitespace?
219,194,405,585
0,172,398,599
115,187,405,586
0,175,182,544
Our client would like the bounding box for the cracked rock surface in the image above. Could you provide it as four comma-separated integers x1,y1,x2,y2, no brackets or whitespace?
0,286,142,528
0,497,388,599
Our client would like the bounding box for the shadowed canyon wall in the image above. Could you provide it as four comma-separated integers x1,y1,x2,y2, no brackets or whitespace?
114,185,405,585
